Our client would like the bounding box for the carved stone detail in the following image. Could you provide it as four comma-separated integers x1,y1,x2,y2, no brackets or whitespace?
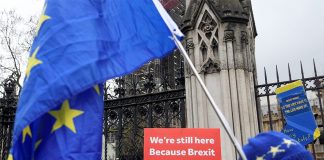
185,65,193,77
198,11,217,39
200,41,208,62
186,38,194,49
211,39,218,48
241,31,248,44
201,21,215,33
224,30,235,41
200,58,221,74
199,41,207,50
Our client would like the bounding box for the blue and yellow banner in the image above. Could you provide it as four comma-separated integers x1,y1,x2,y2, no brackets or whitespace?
275,80,320,145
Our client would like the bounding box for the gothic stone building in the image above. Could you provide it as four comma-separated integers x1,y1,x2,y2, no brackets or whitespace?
179,0,258,159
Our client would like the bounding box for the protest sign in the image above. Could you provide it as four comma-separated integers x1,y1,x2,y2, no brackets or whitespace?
144,128,221,160
275,80,320,145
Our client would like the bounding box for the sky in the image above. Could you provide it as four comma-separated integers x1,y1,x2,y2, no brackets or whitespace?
251,0,324,83
0,0,43,17
0,0,323,84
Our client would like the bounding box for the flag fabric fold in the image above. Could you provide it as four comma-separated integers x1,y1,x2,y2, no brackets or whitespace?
10,0,183,159
13,86,104,159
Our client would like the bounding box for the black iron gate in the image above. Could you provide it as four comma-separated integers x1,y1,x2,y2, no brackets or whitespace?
103,89,185,160
101,51,186,160
0,79,17,159
255,60,324,159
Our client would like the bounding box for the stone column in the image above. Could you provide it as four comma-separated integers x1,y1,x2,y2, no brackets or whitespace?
183,3,258,159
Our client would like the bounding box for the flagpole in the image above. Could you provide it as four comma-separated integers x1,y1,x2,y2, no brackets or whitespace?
172,34,247,160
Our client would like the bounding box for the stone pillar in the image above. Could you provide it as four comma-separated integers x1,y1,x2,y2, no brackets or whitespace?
183,1,258,159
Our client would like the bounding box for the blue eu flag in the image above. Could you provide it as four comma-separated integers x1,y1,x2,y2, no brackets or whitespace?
9,0,183,159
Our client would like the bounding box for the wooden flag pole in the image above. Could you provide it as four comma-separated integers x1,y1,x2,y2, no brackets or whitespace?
172,33,247,160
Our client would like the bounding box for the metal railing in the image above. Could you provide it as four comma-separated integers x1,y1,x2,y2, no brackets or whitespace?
255,60,324,159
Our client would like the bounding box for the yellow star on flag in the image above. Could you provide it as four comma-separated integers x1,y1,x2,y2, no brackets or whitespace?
94,85,100,95
256,155,264,160
7,154,13,160
283,138,295,148
49,100,84,133
269,145,285,158
36,4,51,35
26,47,42,78
34,139,42,151
22,125,32,143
